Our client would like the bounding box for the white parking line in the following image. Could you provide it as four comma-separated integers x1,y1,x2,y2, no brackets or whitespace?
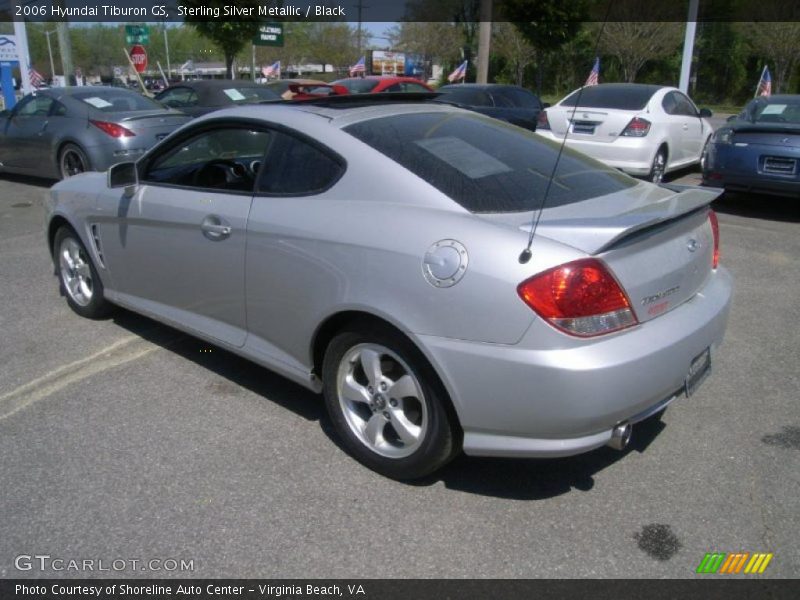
0,336,159,420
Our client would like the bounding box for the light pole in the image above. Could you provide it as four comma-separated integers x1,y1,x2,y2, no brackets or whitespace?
163,23,171,80
44,30,57,81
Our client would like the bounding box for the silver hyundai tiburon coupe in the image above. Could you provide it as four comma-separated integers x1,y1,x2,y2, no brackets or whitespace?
45,97,732,479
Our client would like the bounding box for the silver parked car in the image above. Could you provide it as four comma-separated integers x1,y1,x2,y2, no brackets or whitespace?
0,87,189,179
537,83,714,183
45,99,732,479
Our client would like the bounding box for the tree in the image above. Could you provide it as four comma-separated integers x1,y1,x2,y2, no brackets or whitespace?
595,22,682,83
180,0,263,78
491,22,536,86
739,22,800,94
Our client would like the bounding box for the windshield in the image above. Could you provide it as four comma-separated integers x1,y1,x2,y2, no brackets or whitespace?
219,86,280,103
73,90,163,112
344,111,636,213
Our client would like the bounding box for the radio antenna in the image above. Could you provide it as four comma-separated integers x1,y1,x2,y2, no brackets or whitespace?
519,2,613,264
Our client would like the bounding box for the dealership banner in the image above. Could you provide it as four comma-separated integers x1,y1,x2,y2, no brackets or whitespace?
4,0,800,23
1,579,799,600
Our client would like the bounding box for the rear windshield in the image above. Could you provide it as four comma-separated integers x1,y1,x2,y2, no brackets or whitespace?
344,112,636,213
438,88,493,106
560,86,659,110
73,90,163,112
334,79,380,93
218,86,279,103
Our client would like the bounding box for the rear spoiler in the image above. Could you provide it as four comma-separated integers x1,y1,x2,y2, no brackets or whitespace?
523,186,722,255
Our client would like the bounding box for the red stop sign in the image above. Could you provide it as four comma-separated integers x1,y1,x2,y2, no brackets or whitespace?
129,44,148,73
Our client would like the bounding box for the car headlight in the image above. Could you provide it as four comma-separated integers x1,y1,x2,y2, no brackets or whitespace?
713,128,734,145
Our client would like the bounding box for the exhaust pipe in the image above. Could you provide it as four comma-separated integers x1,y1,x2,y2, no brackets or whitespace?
608,422,632,450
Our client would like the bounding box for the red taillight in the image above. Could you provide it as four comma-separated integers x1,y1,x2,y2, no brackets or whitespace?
621,117,651,137
517,258,638,337
708,209,720,269
90,120,136,138
536,109,550,130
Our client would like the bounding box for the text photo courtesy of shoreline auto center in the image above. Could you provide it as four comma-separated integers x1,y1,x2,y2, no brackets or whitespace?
0,0,798,597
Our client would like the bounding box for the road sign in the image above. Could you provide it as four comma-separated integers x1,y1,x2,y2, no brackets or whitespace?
129,45,148,73
0,35,20,62
125,25,150,45
253,23,284,47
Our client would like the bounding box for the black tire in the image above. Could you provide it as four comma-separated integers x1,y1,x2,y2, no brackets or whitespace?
58,143,91,179
53,226,114,319
648,146,668,184
322,326,460,480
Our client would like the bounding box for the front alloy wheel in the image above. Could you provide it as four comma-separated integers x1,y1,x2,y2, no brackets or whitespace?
53,226,113,319
322,328,460,479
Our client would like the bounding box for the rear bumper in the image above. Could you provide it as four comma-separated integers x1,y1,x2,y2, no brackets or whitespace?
536,130,657,175
84,141,148,172
416,267,733,458
704,143,800,197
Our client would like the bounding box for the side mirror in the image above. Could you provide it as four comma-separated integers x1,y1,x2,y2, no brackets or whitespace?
107,161,138,196
726,114,739,122
699,108,713,118
542,102,551,109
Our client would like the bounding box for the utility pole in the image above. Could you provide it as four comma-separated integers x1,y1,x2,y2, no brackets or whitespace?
356,0,369,56
12,19,33,95
45,30,57,80
477,0,492,84
679,0,699,94
163,24,172,80
54,0,73,86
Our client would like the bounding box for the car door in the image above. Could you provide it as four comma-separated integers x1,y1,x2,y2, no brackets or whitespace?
0,94,56,169
97,122,273,347
660,91,689,164
244,129,346,366
674,92,704,161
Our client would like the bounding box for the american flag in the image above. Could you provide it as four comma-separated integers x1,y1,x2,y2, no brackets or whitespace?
756,65,771,97
585,57,600,87
447,60,468,83
349,56,365,77
262,61,280,78
28,66,45,88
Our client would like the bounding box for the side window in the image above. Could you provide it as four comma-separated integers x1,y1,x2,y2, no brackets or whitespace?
51,101,68,117
661,92,678,115
384,83,403,93
15,96,54,117
403,82,430,92
675,93,699,117
143,126,272,192
257,132,343,195
490,92,515,108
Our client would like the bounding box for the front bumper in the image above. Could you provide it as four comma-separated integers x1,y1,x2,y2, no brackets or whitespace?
416,267,733,458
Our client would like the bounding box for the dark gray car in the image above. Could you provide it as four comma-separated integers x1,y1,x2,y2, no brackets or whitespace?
154,80,281,118
0,87,189,179
436,83,545,131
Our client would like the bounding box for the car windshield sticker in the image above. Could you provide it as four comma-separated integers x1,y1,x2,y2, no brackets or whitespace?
82,97,113,108
761,104,787,115
415,136,512,179
223,88,247,101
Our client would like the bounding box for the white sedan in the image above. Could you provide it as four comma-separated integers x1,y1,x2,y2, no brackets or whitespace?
536,83,714,183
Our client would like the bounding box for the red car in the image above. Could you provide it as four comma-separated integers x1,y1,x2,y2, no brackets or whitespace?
331,76,433,94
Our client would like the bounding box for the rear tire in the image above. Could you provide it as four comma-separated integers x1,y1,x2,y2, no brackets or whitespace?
648,147,668,184
53,226,113,319
58,143,91,179
322,326,460,480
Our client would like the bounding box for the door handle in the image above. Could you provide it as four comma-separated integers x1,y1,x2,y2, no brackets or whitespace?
682,124,689,130
201,216,232,241
38,121,48,135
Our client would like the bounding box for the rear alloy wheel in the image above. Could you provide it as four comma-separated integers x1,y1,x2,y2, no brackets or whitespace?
648,147,667,184
322,328,459,479
54,226,113,319
58,144,91,179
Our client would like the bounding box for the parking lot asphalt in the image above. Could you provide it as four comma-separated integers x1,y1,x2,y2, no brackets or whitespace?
0,172,797,579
